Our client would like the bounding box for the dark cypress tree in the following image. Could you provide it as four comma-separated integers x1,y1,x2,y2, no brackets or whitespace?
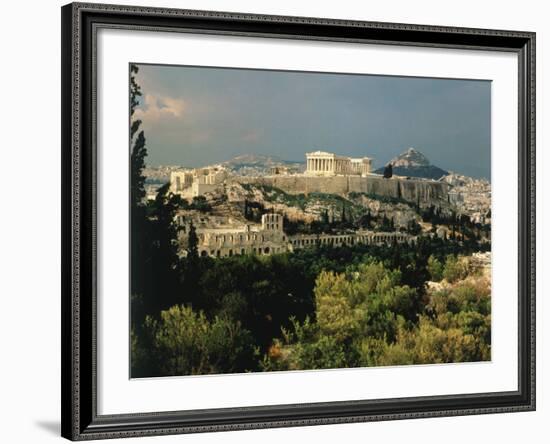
321,209,329,226
390,237,400,269
129,65,182,326
366,209,372,227
131,131,147,207
187,222,199,260
383,163,393,178
130,64,142,120
130,64,149,331
144,183,181,310
181,221,201,308
129,64,146,207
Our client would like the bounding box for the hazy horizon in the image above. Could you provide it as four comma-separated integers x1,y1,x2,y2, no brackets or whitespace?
133,63,491,179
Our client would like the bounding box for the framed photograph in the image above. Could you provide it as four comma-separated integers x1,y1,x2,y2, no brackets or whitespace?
61,2,535,440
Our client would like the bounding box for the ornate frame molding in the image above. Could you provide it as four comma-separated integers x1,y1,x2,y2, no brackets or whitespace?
61,2,535,440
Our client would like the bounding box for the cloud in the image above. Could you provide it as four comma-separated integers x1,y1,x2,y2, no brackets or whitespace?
241,130,262,143
189,130,212,143
134,94,186,123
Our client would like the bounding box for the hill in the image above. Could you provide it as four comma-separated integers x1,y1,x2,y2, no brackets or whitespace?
221,154,304,176
374,148,448,180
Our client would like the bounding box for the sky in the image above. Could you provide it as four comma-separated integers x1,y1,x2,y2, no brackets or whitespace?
133,63,491,179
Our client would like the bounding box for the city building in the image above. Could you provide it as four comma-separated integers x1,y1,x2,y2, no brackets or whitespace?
170,167,228,197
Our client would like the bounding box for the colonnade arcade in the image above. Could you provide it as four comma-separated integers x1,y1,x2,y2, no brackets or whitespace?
306,151,351,175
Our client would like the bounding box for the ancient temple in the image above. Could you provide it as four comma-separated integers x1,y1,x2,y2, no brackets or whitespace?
305,151,372,176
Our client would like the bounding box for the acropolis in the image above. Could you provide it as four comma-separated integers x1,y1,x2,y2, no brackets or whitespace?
169,151,375,199
168,150,450,210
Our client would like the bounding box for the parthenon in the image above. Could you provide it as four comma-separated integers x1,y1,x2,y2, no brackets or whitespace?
305,151,372,177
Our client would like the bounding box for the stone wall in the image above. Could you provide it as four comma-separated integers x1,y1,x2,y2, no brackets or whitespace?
235,174,449,205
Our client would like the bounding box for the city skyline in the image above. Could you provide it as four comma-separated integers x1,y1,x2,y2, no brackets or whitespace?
134,63,491,179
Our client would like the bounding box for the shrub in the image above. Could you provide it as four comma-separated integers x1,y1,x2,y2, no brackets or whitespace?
144,305,257,376
443,255,470,283
378,316,489,365
427,255,444,281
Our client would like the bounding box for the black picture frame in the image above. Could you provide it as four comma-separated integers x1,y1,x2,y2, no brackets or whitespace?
61,2,536,440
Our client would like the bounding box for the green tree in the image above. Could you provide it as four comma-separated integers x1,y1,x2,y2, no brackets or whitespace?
443,255,470,283
359,209,372,229
407,219,422,235
266,261,422,371
321,209,330,227
427,255,444,281
143,183,184,311
129,63,147,209
129,64,150,332
190,195,211,212
130,66,182,332
130,131,147,208
144,305,257,376
314,271,358,341
130,64,142,119
197,254,315,351
378,316,489,365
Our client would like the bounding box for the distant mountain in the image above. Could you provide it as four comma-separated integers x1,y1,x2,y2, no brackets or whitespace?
374,148,448,180
221,154,304,176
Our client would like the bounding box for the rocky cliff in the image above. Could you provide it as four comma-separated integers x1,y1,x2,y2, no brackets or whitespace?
234,174,449,207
